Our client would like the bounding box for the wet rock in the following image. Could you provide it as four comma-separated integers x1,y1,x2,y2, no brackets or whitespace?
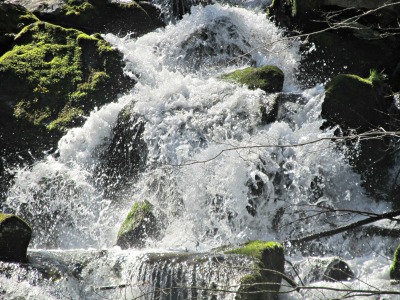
0,20,134,201
0,2,38,55
322,74,392,132
0,213,32,262
222,65,284,94
9,0,164,37
260,92,306,125
322,73,397,199
98,107,147,198
267,0,400,88
391,244,400,280
116,200,159,249
293,257,354,284
226,241,285,300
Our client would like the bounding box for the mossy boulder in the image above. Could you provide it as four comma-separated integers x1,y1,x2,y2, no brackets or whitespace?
390,244,400,280
322,73,398,201
116,200,159,249
0,2,38,55
0,213,32,262
0,20,134,202
221,65,284,94
10,0,164,37
322,74,392,132
267,0,400,88
226,241,284,300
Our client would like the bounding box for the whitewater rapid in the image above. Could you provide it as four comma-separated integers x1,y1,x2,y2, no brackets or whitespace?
2,3,400,299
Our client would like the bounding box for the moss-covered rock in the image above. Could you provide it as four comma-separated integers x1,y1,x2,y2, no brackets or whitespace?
322,73,398,201
267,0,400,88
0,20,134,202
11,0,164,37
390,244,400,280
1,21,133,130
0,213,32,262
222,65,284,94
116,200,159,249
322,74,392,132
226,241,284,300
0,2,38,55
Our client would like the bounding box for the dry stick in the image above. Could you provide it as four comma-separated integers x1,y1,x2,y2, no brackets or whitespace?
285,209,400,247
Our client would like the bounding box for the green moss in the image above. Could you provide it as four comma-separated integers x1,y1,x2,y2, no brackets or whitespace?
390,244,400,280
221,65,284,93
0,213,31,230
0,21,127,133
226,241,284,300
0,213,13,223
118,201,154,237
0,3,38,34
64,0,95,16
226,241,283,260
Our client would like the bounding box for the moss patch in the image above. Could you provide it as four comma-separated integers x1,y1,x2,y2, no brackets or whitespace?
322,74,391,132
117,200,158,249
390,244,400,280
226,241,284,300
221,65,284,93
0,21,132,132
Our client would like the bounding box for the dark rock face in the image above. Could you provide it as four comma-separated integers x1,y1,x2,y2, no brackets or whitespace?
322,74,392,132
321,73,398,201
116,200,159,249
9,0,165,37
98,107,147,198
0,2,38,55
294,257,354,284
221,65,284,93
0,213,32,262
267,0,400,88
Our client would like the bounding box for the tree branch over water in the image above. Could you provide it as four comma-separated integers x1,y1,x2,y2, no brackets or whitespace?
170,130,400,167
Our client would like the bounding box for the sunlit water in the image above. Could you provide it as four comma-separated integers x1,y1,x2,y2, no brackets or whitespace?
2,2,400,299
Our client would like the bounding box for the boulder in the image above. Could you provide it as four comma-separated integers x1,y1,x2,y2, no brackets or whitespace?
391,244,400,280
267,0,400,88
293,257,354,284
116,200,159,249
0,19,135,202
221,65,284,94
0,2,38,55
226,241,285,300
322,74,392,132
8,0,164,37
321,73,397,199
0,213,32,262
97,107,147,198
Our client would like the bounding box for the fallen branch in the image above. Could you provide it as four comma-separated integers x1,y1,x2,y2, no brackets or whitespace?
284,209,400,248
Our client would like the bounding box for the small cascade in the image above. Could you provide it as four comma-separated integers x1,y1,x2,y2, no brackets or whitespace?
1,1,399,300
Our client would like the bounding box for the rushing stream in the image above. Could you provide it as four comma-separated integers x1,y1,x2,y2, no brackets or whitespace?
1,1,400,299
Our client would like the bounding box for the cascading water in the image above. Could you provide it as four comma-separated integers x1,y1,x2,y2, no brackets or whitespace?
2,2,400,300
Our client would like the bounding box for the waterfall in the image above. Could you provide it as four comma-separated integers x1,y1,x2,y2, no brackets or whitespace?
2,2,399,300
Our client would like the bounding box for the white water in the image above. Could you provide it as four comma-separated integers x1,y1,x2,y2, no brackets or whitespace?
2,2,400,300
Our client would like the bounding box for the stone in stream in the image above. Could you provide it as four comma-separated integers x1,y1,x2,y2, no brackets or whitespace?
221,65,284,94
116,200,159,249
0,213,32,263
